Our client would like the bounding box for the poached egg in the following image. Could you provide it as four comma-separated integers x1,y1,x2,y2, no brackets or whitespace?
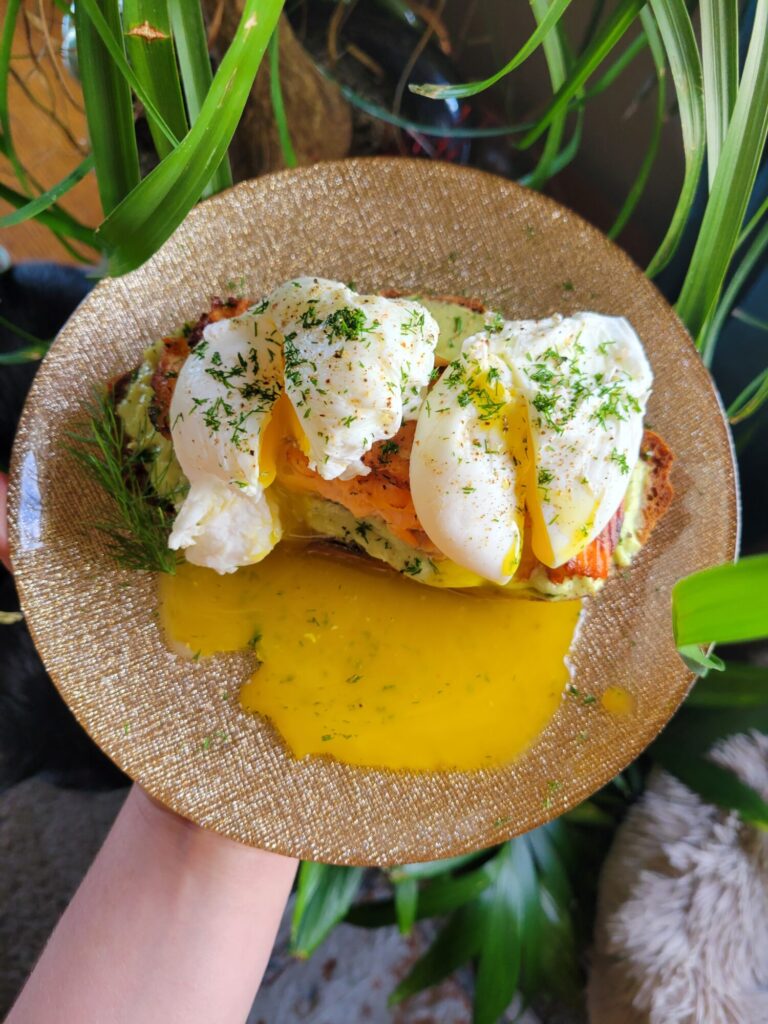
168,278,438,572
410,312,652,582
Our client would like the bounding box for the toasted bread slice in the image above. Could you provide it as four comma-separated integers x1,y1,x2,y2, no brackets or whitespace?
117,293,673,595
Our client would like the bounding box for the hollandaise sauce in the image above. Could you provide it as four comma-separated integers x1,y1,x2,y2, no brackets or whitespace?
160,543,581,772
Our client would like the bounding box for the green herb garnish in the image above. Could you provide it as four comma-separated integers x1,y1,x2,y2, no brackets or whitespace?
68,392,180,574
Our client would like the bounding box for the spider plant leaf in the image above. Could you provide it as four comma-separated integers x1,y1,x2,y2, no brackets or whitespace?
728,365,768,424
732,309,768,331
644,0,705,277
658,703,768,761
700,215,768,365
98,0,283,275
77,0,180,150
0,155,94,228
0,0,31,192
678,645,726,676
673,555,768,648
290,862,364,958
700,0,738,187
583,28,647,100
654,746,768,828
472,841,525,1024
608,9,665,240
525,0,570,190
0,313,50,347
738,192,768,246
686,664,768,709
389,901,486,1005
393,876,418,935
0,312,51,363
123,0,188,161
676,0,768,339
166,0,231,196
0,181,101,249
0,342,50,365
75,0,140,215
519,0,645,150
347,858,496,928
268,22,297,169
526,825,571,906
390,851,485,881
409,0,573,99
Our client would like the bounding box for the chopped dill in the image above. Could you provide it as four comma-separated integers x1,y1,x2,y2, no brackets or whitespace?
379,440,399,464
68,392,180,574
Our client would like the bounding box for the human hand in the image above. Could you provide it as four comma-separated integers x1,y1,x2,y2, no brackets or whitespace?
2,466,298,1024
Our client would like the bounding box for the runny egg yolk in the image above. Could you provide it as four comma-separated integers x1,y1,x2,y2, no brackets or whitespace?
258,394,310,488
159,542,582,772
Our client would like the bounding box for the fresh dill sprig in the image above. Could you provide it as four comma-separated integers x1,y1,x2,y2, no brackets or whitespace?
68,392,180,574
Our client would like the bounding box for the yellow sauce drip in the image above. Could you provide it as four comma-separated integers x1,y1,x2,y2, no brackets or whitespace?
601,685,634,716
160,543,581,772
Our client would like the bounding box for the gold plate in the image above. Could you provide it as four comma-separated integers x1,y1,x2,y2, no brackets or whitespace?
8,159,739,866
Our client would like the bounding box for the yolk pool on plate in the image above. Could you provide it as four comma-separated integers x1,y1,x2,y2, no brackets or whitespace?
160,543,581,772
601,685,634,716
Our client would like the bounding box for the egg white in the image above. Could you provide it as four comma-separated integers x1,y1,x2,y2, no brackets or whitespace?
267,278,438,480
492,313,652,567
412,311,652,580
410,336,529,585
167,279,438,572
168,311,283,572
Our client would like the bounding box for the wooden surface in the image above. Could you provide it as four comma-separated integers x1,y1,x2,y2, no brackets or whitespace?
0,0,100,264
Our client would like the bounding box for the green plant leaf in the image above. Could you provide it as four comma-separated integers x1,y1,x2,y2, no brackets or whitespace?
473,841,527,1024
700,0,738,187
0,342,50,365
393,876,418,935
290,862,364,958
582,27,647,98
738,193,768,246
0,181,102,249
347,858,496,928
526,824,571,907
123,0,189,161
390,851,485,882
644,0,705,277
0,313,51,347
167,0,231,196
409,0,573,100
0,0,31,192
268,23,297,169
75,0,141,215
98,0,283,275
686,664,768,708
728,365,768,424
676,0,768,339
0,156,94,228
77,0,180,149
677,645,725,676
525,0,569,190
654,746,768,829
658,703,768,761
608,9,665,240
673,555,768,648
0,313,51,363
700,217,768,365
519,0,645,150
389,901,486,1006
732,308,768,331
